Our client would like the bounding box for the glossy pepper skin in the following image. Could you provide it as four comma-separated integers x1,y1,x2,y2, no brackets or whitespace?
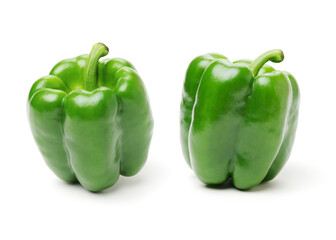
180,50,300,189
28,43,153,192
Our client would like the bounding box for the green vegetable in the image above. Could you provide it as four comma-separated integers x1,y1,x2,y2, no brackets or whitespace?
180,50,299,189
28,43,153,192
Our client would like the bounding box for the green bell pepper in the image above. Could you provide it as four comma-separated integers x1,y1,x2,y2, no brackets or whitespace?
180,49,300,189
28,43,153,192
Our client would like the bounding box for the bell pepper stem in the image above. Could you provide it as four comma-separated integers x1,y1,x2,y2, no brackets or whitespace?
84,43,109,91
249,49,284,77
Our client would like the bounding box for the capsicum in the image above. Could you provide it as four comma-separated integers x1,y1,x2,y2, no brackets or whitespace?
180,49,299,189
28,43,153,192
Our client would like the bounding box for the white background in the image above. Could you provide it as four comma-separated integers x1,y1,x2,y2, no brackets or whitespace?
1,0,335,239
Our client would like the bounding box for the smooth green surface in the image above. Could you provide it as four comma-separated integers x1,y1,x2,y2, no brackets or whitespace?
28,43,153,192
180,53,227,166
180,50,300,189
